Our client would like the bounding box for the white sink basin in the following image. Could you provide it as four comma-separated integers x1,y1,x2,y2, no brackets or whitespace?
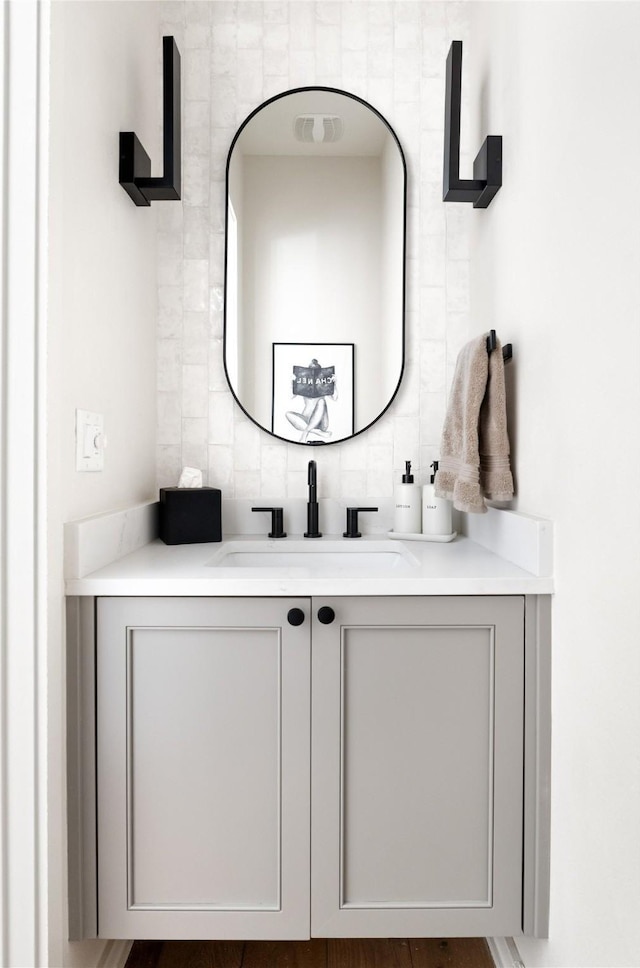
207,540,419,574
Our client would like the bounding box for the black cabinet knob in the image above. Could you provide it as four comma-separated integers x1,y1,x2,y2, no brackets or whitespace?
287,608,305,626
317,606,335,625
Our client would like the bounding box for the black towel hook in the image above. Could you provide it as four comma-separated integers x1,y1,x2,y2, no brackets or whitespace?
486,329,512,363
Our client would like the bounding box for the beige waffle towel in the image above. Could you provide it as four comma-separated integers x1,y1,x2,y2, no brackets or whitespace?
434,333,514,514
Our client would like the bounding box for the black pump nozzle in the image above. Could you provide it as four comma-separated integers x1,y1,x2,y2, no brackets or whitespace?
402,460,414,483
430,460,439,484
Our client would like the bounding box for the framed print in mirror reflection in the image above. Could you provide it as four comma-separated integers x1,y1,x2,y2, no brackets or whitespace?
272,342,355,444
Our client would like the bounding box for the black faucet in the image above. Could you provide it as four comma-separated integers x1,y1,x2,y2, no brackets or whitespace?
304,460,322,538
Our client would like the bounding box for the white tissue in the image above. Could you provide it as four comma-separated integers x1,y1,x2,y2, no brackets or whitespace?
178,466,203,488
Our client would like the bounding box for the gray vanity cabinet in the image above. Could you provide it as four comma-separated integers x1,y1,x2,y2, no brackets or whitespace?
96,597,311,940
95,595,526,941
311,595,524,939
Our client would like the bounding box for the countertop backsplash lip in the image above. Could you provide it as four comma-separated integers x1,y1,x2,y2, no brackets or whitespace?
64,500,159,581
460,505,554,578
63,499,553,590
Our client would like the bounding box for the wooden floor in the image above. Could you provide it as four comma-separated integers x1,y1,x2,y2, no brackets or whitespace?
125,939,494,968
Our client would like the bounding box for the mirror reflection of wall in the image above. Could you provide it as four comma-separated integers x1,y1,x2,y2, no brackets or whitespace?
225,88,406,445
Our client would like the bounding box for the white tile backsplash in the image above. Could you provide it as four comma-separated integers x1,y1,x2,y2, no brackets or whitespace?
158,286,184,339
157,0,470,501
264,3,289,26
420,339,447,393
183,260,209,311
208,390,234,445
184,48,211,100
183,155,210,206
182,311,208,364
182,364,208,418
157,338,182,393
157,391,182,445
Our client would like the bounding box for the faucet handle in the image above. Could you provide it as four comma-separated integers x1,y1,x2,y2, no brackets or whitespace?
251,507,287,539
343,507,379,539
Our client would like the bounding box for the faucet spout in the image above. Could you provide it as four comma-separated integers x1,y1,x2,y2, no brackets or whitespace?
304,459,322,538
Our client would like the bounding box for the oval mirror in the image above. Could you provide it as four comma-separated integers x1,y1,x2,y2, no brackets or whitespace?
224,87,406,445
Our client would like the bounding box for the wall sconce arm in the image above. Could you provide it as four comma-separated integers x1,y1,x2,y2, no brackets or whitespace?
443,41,502,209
119,36,181,206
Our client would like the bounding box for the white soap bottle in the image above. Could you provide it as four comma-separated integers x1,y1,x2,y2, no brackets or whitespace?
394,460,422,534
422,460,453,536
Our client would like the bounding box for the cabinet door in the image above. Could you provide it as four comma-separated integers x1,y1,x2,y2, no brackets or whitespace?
311,596,524,938
97,597,310,940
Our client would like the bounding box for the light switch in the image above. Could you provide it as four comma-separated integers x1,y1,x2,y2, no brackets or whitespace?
76,409,105,471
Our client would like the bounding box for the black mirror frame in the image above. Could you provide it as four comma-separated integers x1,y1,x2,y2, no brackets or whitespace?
223,86,407,447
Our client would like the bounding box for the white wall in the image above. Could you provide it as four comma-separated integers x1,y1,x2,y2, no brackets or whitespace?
468,4,640,965
157,0,472,502
48,2,161,964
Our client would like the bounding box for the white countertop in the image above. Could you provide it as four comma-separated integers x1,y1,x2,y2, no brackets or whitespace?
65,532,553,597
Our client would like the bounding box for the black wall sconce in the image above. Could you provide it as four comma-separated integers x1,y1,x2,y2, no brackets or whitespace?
443,40,502,209
119,36,181,206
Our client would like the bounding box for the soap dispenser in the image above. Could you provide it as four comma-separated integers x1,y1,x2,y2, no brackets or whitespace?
422,460,453,537
393,460,422,534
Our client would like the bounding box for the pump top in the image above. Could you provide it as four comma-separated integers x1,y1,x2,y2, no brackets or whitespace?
402,460,414,484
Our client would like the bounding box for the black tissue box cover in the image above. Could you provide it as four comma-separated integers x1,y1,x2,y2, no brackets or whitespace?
159,487,222,544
